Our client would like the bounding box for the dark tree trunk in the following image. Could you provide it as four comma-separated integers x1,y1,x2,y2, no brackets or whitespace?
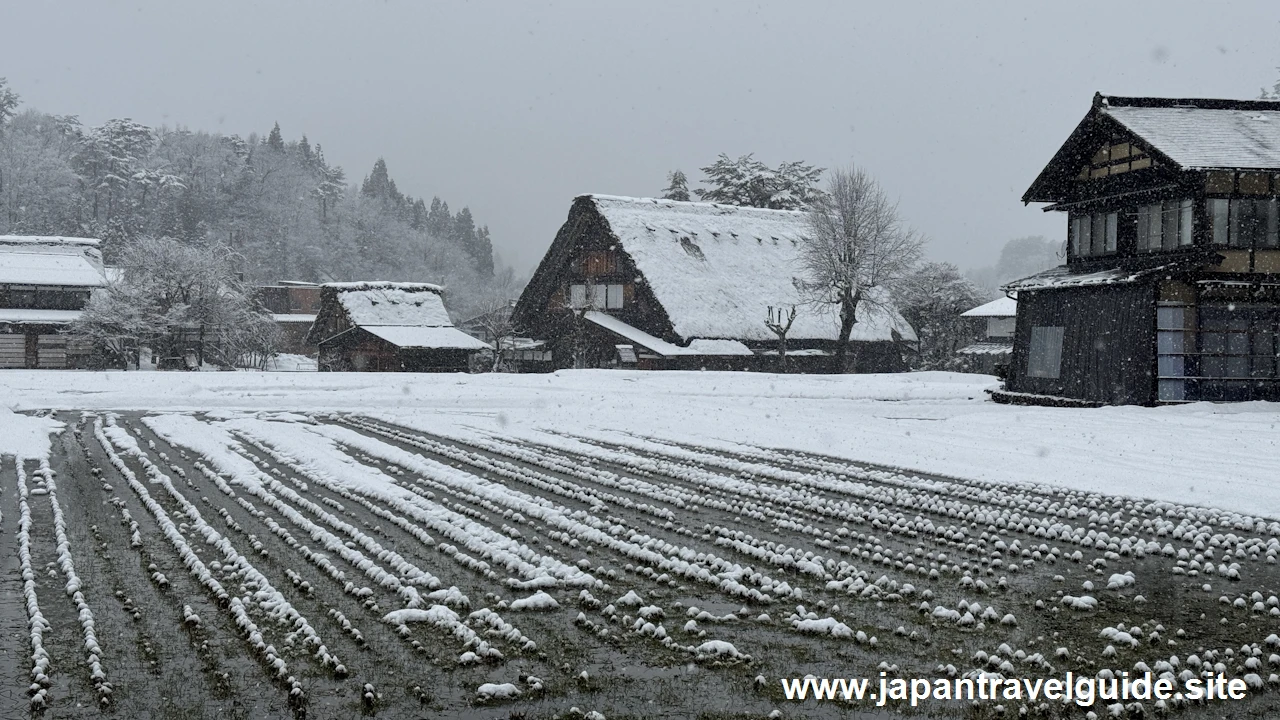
834,288,862,373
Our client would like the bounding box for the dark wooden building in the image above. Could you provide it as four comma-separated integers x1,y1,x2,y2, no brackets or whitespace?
306,282,488,372
1002,93,1280,405
511,194,916,372
254,282,321,355
0,236,105,369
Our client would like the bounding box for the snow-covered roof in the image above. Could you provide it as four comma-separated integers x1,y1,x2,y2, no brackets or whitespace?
0,308,82,325
960,296,1017,318
0,237,106,288
325,282,453,327
272,313,317,323
584,311,754,356
1104,103,1280,170
957,341,1013,356
585,195,917,343
0,235,100,248
362,326,490,351
1002,259,1197,292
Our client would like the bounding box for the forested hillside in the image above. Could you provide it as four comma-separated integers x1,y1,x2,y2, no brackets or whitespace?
0,79,506,313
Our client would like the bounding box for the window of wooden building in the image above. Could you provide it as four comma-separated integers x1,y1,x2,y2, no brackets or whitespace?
1026,326,1064,379
1208,198,1279,248
1137,200,1193,252
1156,302,1280,402
568,283,625,310
1070,212,1117,257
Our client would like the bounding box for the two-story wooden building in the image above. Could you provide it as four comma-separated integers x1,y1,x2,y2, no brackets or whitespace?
0,236,106,369
1002,93,1280,405
512,194,916,372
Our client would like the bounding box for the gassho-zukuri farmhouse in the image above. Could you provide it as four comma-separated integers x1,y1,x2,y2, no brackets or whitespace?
512,194,917,372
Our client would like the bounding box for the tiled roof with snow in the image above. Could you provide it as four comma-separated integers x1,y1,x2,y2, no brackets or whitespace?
1104,103,1280,169
0,236,106,288
325,282,453,327
960,296,1017,318
586,195,917,343
1002,261,1184,292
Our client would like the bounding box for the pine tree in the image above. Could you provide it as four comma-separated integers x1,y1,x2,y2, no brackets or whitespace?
661,170,690,201
0,77,19,132
298,134,313,163
452,206,477,253
426,197,451,238
362,158,390,197
474,225,494,277
360,158,406,210
695,153,824,209
409,198,426,230
266,122,284,151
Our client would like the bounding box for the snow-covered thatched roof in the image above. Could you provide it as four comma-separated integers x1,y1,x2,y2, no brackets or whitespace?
584,195,916,343
319,281,488,350
0,235,106,288
326,282,452,327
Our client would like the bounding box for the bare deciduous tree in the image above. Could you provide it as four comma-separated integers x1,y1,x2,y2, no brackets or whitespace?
472,297,516,371
799,165,923,372
74,235,279,369
764,304,797,373
465,265,524,371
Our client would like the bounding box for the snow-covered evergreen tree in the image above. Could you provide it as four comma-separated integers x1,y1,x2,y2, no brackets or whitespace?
661,170,690,201
266,122,285,151
695,153,824,210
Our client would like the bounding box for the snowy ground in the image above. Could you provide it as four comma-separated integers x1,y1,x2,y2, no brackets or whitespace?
3,369,1279,517
0,371,1277,718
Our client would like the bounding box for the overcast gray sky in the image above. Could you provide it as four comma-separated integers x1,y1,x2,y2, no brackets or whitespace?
6,1,1279,274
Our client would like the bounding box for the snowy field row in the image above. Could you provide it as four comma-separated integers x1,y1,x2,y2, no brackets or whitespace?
0,371,1276,717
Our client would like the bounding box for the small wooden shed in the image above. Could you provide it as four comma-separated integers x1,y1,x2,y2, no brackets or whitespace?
306,282,489,372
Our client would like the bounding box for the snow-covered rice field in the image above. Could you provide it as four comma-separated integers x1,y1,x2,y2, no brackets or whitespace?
0,370,1278,718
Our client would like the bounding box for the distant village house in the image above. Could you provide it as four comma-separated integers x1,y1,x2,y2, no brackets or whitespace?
1004,93,1280,405
0,236,105,369
958,295,1016,376
306,282,488,372
512,194,916,372
254,281,321,356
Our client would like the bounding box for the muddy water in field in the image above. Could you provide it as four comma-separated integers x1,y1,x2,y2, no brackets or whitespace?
0,409,1274,719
